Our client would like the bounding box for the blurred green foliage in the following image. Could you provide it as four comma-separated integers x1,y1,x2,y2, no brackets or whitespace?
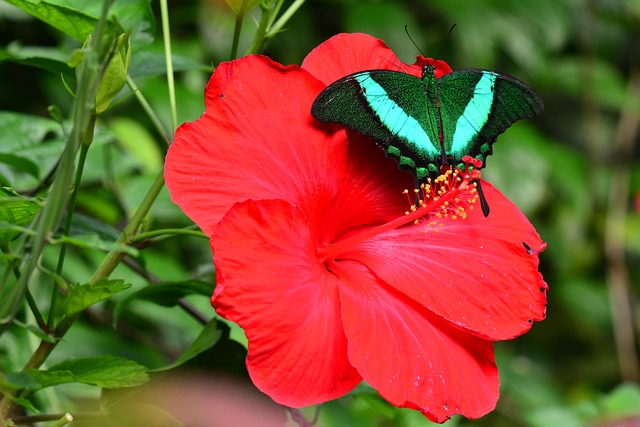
0,0,638,426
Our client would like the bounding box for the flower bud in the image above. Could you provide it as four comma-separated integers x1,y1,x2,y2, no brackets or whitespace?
95,33,131,114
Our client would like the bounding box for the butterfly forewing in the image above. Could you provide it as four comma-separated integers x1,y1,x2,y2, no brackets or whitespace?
437,69,543,169
312,71,394,145
481,72,544,139
312,70,442,179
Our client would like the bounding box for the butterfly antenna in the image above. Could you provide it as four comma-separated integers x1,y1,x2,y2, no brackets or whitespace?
404,25,426,58
445,23,457,42
431,23,457,63
405,24,456,68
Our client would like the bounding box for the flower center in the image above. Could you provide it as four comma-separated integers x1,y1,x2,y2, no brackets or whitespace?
317,156,483,263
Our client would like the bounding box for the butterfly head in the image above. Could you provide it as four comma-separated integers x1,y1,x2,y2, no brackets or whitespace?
422,63,436,78
415,58,453,79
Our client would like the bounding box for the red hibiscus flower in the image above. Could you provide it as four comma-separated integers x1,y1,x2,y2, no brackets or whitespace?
164,33,547,423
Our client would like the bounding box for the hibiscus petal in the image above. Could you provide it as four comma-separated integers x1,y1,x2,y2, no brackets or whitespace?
312,131,415,244
212,199,362,407
349,180,547,340
302,33,422,84
333,259,499,423
165,55,348,235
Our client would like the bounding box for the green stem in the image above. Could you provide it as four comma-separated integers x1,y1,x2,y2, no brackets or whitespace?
265,0,284,32
126,76,170,146
130,227,208,244
230,13,244,59
246,2,273,55
12,412,104,425
0,244,47,332
48,116,96,329
24,290,46,332
159,0,178,132
89,171,166,283
50,413,74,427
246,0,304,55
0,243,19,305
265,0,305,40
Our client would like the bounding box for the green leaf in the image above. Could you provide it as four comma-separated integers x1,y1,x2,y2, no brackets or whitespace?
0,42,74,78
4,369,75,391
11,319,56,343
0,252,22,262
43,0,155,46
51,356,149,388
600,383,640,415
64,279,131,317
129,51,211,79
109,117,162,173
3,0,153,48
69,213,121,242
3,0,111,42
112,280,213,325
0,112,64,187
0,111,61,152
5,356,149,391
525,406,583,427
0,189,41,244
7,396,37,413
0,153,40,178
108,0,155,46
152,318,222,372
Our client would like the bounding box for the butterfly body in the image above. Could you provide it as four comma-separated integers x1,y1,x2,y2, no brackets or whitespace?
311,63,543,184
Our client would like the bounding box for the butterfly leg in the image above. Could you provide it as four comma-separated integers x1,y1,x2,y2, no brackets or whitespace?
474,179,490,217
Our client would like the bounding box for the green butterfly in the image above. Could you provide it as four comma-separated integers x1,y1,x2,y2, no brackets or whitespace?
311,62,543,187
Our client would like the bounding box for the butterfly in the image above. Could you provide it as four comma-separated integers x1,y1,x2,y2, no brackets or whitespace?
311,61,543,215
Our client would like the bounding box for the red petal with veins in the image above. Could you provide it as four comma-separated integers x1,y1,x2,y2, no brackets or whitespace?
165,55,348,235
212,199,362,406
333,259,498,423
348,180,547,340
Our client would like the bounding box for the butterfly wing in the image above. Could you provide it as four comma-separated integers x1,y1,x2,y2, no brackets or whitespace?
437,69,544,169
311,70,442,181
